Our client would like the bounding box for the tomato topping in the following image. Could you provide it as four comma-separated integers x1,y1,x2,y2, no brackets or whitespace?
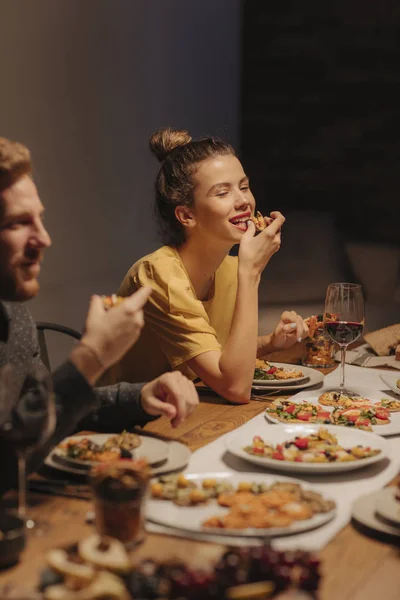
284,404,296,414
272,451,284,460
294,437,309,450
295,456,303,462
253,436,263,443
375,410,389,421
344,414,358,422
252,447,265,454
356,418,370,427
317,411,330,420
267,366,277,374
297,412,311,421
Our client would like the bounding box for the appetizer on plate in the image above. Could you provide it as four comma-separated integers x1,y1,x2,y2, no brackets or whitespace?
57,431,141,463
254,362,304,381
318,391,374,409
266,400,331,424
243,427,381,464
331,406,390,431
150,474,335,531
375,398,400,412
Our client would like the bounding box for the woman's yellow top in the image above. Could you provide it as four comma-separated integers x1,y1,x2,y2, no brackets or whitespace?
107,245,238,383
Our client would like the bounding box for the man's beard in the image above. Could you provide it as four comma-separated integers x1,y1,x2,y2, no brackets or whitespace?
0,270,39,302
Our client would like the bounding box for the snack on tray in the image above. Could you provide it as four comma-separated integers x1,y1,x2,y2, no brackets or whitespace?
266,400,331,424
364,324,400,357
243,427,381,463
331,406,390,430
202,480,335,530
318,391,374,409
102,294,125,309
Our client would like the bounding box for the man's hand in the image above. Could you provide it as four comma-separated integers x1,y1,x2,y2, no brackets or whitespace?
140,372,198,428
270,310,309,351
70,287,151,385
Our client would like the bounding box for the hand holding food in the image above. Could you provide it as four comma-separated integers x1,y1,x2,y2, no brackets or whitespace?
78,286,152,372
238,211,285,275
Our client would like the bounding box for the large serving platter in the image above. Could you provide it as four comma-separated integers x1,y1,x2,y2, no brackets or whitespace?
225,424,389,474
253,362,309,386
51,433,169,471
145,471,336,539
264,387,400,436
375,487,400,527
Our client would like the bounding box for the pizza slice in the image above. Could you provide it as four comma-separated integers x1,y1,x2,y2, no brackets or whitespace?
102,294,125,310
374,398,400,412
331,406,390,430
318,391,373,409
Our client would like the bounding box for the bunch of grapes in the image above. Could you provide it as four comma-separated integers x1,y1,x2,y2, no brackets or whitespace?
126,546,321,599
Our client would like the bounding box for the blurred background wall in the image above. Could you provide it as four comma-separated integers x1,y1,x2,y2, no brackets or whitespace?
0,0,242,342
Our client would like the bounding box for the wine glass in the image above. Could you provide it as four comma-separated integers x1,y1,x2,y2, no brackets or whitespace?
0,363,56,534
323,283,364,395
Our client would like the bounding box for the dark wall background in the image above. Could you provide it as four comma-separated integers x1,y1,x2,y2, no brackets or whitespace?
241,0,400,246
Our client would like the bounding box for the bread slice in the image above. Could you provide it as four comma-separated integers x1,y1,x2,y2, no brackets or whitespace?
364,324,400,357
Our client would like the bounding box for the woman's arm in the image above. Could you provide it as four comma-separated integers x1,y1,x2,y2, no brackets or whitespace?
187,214,285,404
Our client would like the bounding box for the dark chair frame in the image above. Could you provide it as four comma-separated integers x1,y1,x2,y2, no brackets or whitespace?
36,322,82,371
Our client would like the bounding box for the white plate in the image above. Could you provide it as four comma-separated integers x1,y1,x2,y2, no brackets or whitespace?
254,362,308,386
352,491,400,537
265,387,400,436
51,433,169,470
45,440,191,477
375,487,400,527
145,471,336,538
380,373,400,397
225,424,389,474
253,368,324,391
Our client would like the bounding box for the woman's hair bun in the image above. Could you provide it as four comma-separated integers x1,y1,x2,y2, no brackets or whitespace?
149,127,192,162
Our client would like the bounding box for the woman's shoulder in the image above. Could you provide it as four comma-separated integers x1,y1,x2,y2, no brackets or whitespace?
120,246,186,293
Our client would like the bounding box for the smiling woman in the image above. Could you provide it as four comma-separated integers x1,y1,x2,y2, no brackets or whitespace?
103,128,308,404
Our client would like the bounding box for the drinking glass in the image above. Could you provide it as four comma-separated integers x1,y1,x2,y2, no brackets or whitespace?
323,283,364,395
0,364,56,534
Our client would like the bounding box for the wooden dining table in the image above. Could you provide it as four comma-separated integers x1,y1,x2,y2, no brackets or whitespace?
0,356,399,599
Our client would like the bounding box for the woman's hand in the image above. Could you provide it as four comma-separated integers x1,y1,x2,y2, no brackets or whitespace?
269,311,309,350
238,211,285,277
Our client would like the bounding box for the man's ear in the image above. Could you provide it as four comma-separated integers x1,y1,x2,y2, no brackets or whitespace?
174,205,196,229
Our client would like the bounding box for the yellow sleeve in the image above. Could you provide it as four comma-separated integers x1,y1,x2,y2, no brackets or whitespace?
123,257,221,369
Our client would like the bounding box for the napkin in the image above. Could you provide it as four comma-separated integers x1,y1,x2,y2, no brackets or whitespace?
335,343,400,370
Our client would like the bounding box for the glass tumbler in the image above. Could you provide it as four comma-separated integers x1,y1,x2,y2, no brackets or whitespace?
90,460,150,549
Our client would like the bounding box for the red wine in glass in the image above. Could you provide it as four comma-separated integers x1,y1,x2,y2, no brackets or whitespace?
324,321,364,346
324,283,364,395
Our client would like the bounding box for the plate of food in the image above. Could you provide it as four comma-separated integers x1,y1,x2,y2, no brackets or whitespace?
146,471,336,538
225,424,389,473
51,432,169,471
254,361,308,386
264,388,400,436
380,373,400,399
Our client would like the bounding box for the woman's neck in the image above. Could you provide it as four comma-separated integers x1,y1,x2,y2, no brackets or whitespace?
177,237,232,301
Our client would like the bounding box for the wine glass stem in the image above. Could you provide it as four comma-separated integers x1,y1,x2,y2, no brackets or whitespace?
17,453,27,521
339,346,347,391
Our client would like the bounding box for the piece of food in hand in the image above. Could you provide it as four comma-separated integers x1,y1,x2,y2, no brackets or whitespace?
251,210,269,232
102,294,125,309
